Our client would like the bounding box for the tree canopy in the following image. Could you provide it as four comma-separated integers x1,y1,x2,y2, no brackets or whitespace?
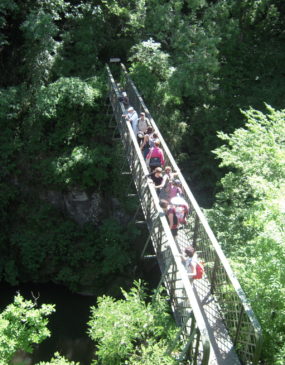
88,281,178,365
208,105,285,364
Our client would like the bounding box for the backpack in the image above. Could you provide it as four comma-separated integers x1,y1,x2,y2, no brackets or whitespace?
173,204,189,224
170,196,189,225
149,157,161,167
193,261,204,279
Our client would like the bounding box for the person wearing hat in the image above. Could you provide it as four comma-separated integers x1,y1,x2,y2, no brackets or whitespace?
124,106,139,138
138,112,149,134
137,112,150,145
167,179,183,201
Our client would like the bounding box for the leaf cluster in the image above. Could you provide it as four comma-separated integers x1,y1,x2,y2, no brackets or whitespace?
0,294,55,365
88,281,178,365
36,352,79,365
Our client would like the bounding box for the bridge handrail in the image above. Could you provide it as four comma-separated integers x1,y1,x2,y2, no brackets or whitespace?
106,64,210,364
119,63,262,364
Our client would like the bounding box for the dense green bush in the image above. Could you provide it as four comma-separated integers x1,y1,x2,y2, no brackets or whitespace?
207,106,285,364
36,353,79,365
88,281,178,365
3,199,137,292
0,0,140,293
0,294,55,365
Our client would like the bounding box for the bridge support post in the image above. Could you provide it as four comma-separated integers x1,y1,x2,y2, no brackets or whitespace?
164,310,193,358
156,260,172,292
140,215,159,260
112,122,120,140
179,327,198,363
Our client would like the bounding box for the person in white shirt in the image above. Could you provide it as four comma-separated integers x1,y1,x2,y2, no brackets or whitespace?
125,106,139,137
181,246,198,278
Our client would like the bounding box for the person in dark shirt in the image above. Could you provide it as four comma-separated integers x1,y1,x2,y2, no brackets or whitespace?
148,167,163,195
117,87,129,107
140,126,153,159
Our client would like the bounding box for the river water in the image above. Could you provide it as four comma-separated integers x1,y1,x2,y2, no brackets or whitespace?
0,258,161,364
0,282,96,364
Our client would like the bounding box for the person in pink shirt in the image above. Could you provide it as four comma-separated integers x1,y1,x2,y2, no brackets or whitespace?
168,179,183,200
146,140,165,171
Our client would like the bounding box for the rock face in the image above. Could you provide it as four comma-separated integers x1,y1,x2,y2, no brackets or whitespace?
110,197,130,225
42,190,102,226
64,191,102,226
11,350,32,365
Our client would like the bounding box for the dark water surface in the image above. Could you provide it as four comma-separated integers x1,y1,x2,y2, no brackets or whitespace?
0,282,96,364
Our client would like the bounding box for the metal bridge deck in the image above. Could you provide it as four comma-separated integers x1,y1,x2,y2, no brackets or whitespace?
193,279,240,364
176,228,240,364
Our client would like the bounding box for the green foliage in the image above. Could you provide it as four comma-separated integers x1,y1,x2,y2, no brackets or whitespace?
0,294,55,364
1,1,285,362
210,105,285,244
19,1,68,88
51,145,111,187
17,75,112,190
30,76,102,143
169,16,220,103
35,77,100,119
129,39,172,82
88,281,178,365
0,0,18,47
102,0,147,39
36,352,79,365
208,105,285,364
126,341,177,365
126,0,285,204
0,86,22,257
4,198,137,292
54,2,105,78
0,86,22,177
0,0,139,295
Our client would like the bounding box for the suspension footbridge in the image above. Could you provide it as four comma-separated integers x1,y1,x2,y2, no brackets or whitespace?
106,63,262,365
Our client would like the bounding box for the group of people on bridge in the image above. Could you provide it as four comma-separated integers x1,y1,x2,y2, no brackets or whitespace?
119,94,201,279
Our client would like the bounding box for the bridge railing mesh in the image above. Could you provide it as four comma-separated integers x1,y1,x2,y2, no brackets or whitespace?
118,64,262,365
106,65,210,365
